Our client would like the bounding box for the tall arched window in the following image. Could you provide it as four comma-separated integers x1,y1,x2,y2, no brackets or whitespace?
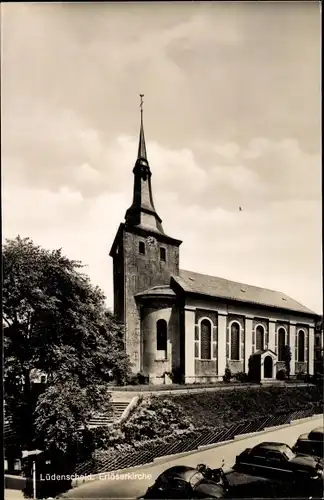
200,319,212,360
256,325,265,351
230,322,240,360
156,319,167,357
298,330,305,362
278,327,286,361
139,241,145,255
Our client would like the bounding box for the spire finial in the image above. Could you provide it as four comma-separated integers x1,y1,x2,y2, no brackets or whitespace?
140,93,144,114
137,93,147,161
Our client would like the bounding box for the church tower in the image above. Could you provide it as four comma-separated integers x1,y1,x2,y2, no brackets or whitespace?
109,96,182,372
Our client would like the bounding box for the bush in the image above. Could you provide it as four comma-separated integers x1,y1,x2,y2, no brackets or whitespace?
223,368,232,383
120,397,193,443
276,369,286,380
165,385,323,428
169,367,184,384
296,370,305,380
128,372,148,385
91,423,125,450
233,371,249,383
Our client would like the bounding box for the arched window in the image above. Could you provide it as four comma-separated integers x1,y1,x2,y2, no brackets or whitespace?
298,330,305,362
139,241,145,255
160,247,166,262
256,325,265,351
156,319,167,356
200,319,212,360
278,327,286,361
230,322,240,360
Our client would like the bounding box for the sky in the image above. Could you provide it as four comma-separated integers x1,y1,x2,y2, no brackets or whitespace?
2,2,322,314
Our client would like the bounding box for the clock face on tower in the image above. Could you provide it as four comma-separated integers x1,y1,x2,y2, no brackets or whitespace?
147,236,157,247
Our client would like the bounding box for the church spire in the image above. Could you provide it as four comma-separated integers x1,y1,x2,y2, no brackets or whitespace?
124,95,164,234
137,94,147,162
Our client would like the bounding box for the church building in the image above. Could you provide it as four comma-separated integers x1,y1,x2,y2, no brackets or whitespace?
109,103,318,384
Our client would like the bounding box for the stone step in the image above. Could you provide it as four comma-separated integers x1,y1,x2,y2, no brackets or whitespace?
87,402,130,428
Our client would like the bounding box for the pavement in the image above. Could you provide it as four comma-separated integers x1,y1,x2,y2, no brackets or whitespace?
4,490,25,500
61,416,323,499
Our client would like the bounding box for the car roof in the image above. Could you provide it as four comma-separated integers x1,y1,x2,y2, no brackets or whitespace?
311,427,324,433
160,465,198,481
254,442,288,451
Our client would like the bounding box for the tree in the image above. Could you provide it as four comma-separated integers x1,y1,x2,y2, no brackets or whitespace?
283,345,292,379
3,236,131,490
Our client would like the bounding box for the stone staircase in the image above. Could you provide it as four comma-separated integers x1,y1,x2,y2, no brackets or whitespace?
87,401,130,428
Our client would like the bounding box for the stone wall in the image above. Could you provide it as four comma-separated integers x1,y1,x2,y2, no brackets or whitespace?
141,301,179,382
123,228,180,372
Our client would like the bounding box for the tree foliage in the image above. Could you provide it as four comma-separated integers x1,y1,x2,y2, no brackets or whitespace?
3,236,131,470
283,344,292,379
121,397,194,442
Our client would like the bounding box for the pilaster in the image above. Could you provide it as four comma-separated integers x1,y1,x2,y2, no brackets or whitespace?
308,326,315,375
184,306,196,383
245,317,253,373
268,319,276,352
217,312,227,377
289,322,296,375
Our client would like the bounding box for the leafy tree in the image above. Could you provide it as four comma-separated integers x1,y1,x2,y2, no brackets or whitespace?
283,345,292,379
3,236,131,492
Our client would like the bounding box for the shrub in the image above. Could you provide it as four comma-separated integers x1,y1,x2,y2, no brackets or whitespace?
121,397,193,443
304,373,318,384
128,372,148,385
233,371,249,383
164,385,323,428
223,368,232,383
296,370,305,380
276,369,286,380
170,367,184,384
91,423,125,450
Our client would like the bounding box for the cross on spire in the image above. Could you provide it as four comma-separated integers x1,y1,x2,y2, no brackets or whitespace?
137,93,147,161
139,93,144,113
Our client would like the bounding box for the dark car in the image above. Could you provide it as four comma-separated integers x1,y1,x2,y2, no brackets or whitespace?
234,441,323,485
141,465,228,499
293,426,324,459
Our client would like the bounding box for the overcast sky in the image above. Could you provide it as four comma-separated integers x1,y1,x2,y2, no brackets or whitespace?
2,2,322,313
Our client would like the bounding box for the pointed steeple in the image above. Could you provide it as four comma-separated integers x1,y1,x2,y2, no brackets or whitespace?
137,94,147,162
125,95,164,234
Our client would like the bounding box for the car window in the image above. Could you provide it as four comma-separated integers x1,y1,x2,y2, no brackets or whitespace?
282,447,295,460
267,451,286,462
251,447,267,458
309,431,324,441
296,441,312,453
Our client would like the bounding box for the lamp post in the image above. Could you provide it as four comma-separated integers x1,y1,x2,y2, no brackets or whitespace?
22,449,43,499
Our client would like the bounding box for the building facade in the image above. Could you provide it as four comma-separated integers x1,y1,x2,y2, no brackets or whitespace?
110,110,319,384
314,316,323,373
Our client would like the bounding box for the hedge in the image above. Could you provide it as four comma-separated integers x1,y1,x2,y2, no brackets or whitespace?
163,385,323,428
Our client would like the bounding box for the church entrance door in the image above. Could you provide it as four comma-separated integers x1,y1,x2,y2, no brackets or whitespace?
264,356,273,379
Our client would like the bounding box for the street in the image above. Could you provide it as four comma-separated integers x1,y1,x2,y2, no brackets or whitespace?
62,416,323,499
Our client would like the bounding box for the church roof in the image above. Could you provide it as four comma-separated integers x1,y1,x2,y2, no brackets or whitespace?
171,269,317,316
135,285,176,300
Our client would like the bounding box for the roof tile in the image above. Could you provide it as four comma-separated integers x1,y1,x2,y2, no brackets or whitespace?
172,269,316,316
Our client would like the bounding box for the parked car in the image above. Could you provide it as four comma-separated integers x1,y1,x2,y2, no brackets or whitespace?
234,441,323,485
140,463,297,499
140,464,229,499
292,427,324,459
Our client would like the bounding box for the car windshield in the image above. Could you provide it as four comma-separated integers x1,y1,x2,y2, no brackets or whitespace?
309,431,324,441
283,447,295,460
189,472,204,487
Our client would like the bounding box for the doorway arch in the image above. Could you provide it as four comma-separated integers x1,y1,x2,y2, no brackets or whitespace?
264,356,273,379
